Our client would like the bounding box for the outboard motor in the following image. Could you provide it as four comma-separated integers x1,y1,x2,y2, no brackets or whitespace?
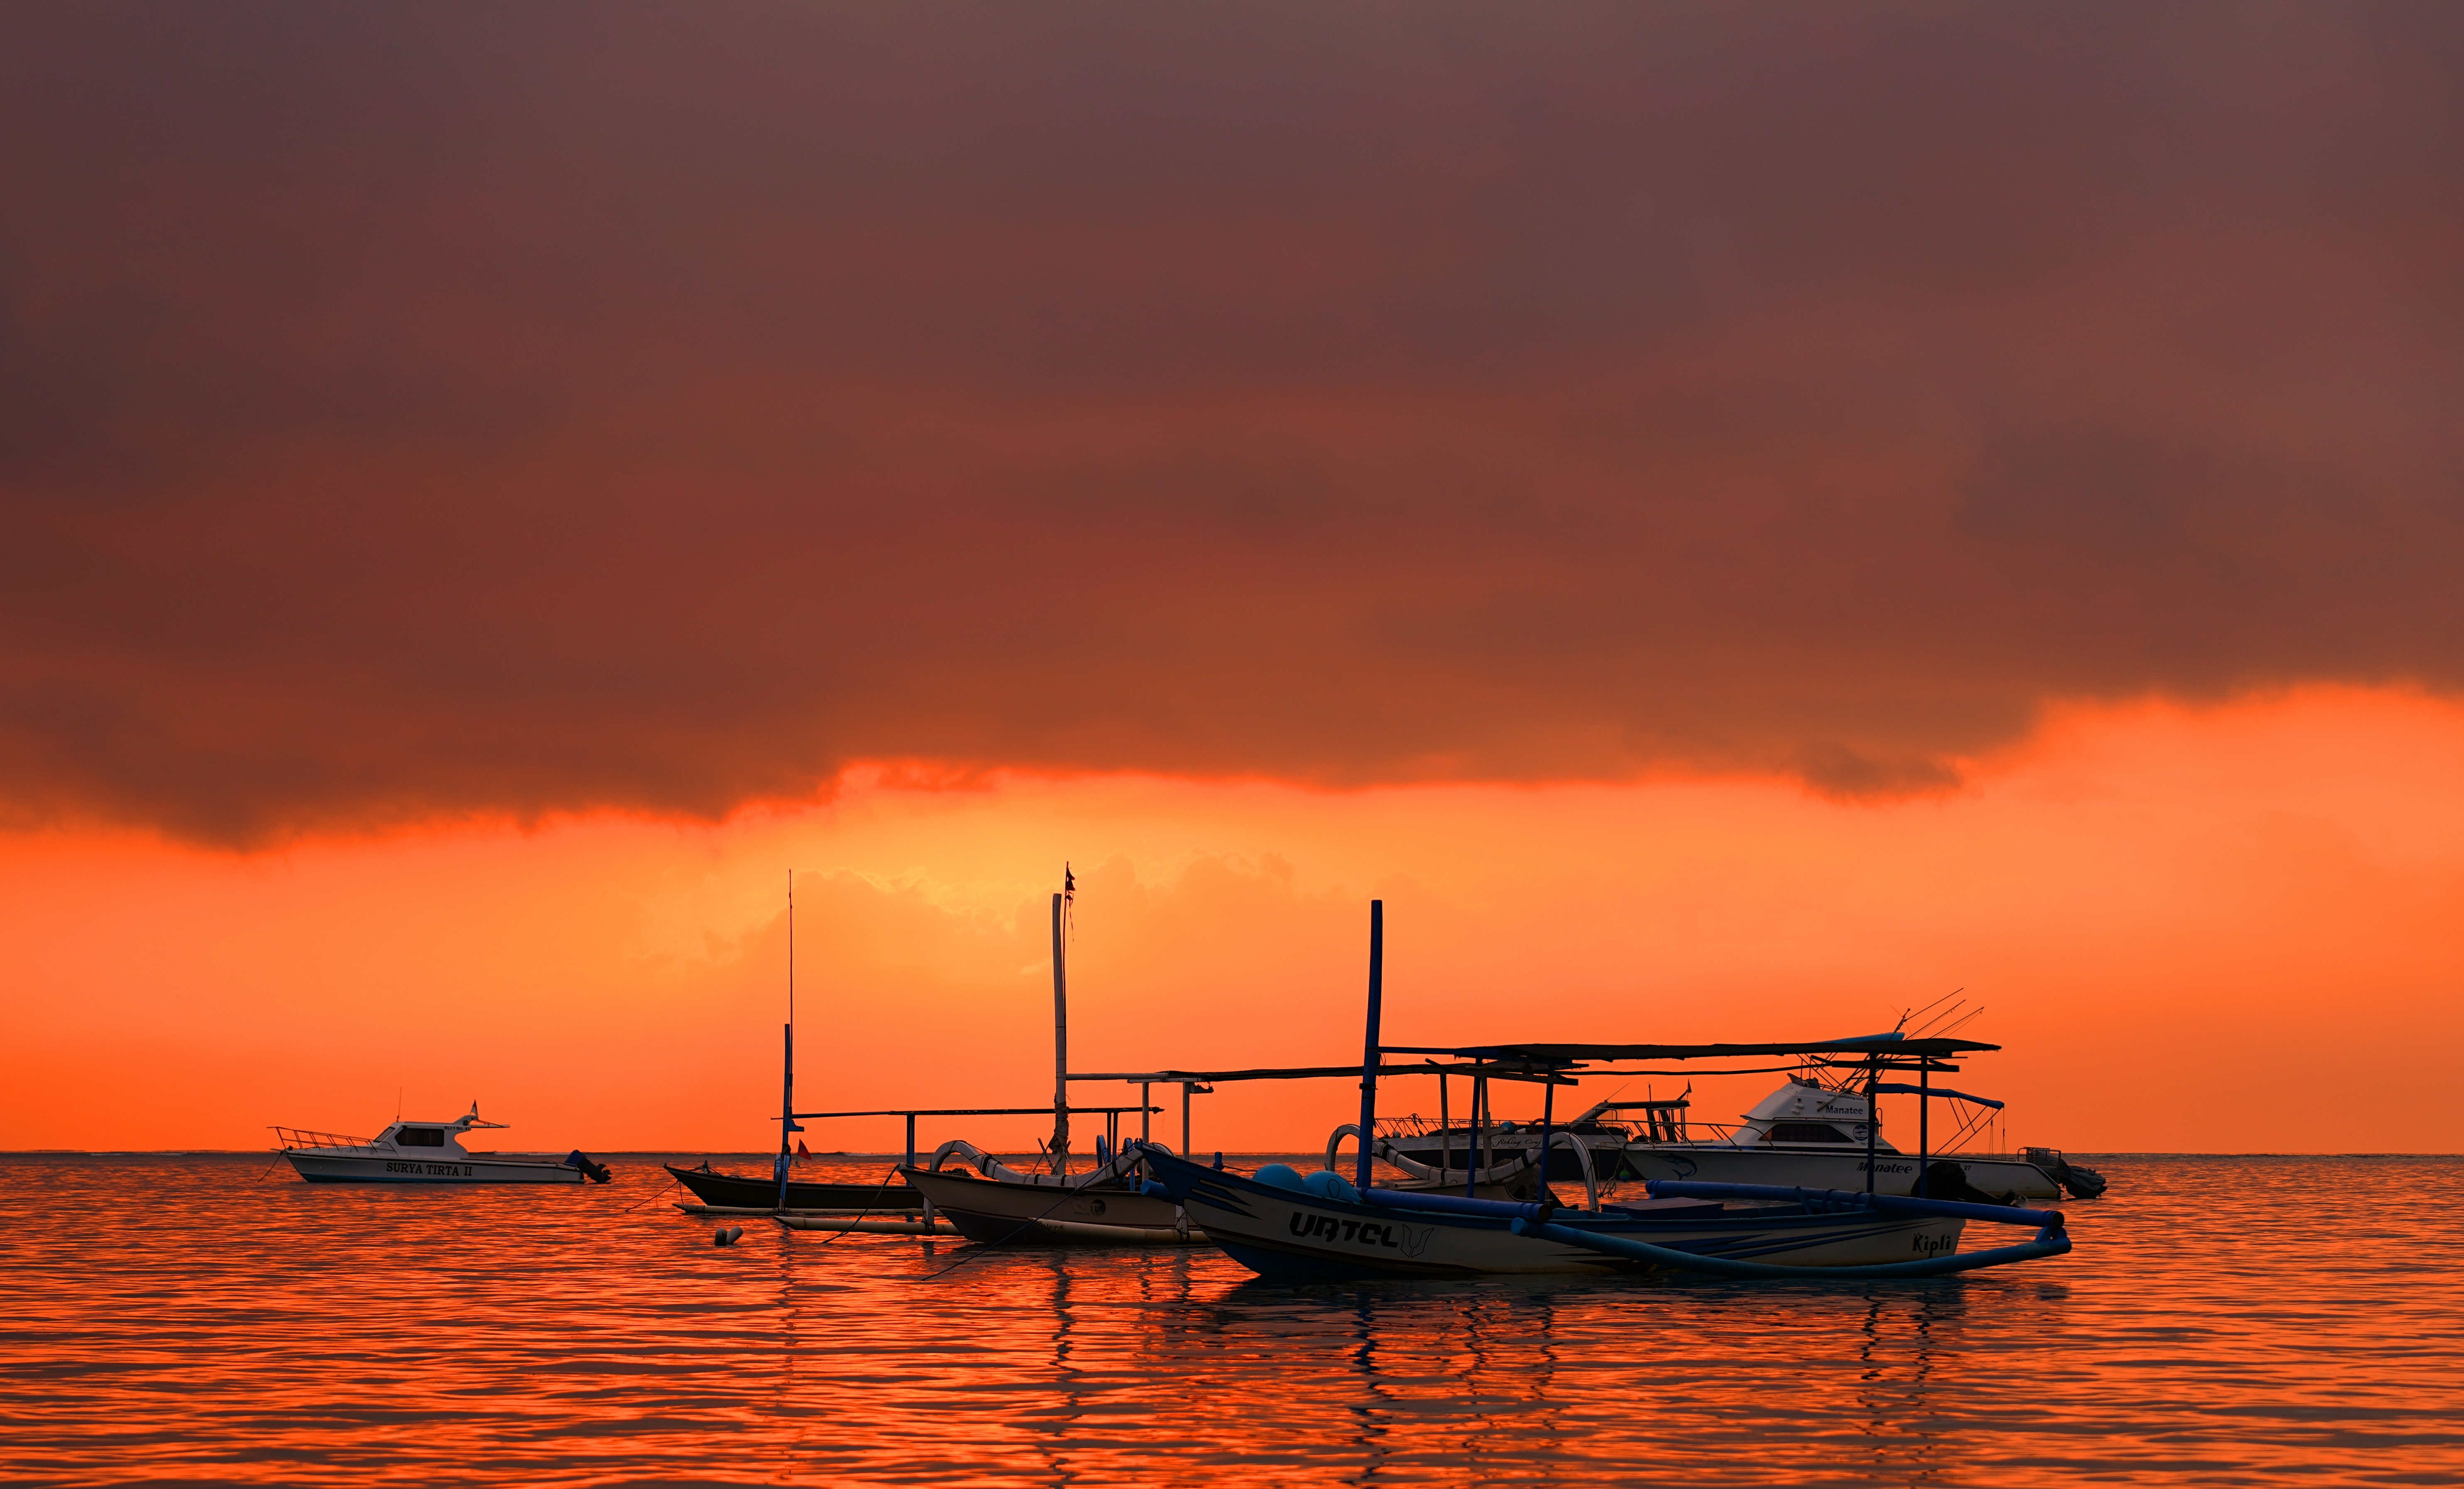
564,1150,613,1184
2056,1161,2108,1199
2026,1147,2107,1199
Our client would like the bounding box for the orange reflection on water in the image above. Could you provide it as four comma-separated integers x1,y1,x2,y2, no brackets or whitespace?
5,1153,2458,1485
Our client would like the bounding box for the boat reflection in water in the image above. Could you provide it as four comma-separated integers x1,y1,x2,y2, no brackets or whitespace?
17,1151,2458,1486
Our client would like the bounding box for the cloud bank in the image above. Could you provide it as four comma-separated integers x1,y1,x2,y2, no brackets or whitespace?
2,2,2459,842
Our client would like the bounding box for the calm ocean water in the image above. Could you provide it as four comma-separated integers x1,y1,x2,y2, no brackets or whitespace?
2,1153,2457,1486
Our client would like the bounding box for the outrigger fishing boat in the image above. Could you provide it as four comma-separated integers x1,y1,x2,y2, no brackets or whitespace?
904,1067,1547,1247
736,877,2084,1278
1132,899,2078,1281
1134,1143,2069,1279
666,1159,924,1212
892,879,1560,1247
902,1137,1198,1244
273,1103,611,1185
668,874,939,1218
688,872,1164,1237
750,875,1186,1242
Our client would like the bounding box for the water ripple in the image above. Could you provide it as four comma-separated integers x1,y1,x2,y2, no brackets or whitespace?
2,1154,2457,1485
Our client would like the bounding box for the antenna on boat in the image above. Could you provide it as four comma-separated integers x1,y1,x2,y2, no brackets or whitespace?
1903,990,1964,1038
1933,1004,1984,1040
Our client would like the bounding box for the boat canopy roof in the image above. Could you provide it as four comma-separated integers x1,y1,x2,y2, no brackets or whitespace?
1870,1081,2004,1109
781,1104,1160,1120
1382,1033,1998,1067
1071,1059,1578,1086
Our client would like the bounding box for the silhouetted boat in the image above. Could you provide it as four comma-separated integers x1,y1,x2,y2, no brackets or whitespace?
665,1160,922,1211
1135,899,2079,1279
1136,1142,2073,1281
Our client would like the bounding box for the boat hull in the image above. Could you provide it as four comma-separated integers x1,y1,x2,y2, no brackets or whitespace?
898,1165,1198,1245
286,1151,586,1184
665,1164,923,1211
1612,1146,2059,1203
1146,1151,1964,1279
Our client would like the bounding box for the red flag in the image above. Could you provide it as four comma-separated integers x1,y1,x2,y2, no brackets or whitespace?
795,1139,811,1161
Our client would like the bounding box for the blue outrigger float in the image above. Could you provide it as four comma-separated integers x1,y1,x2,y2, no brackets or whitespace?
1134,899,2076,1282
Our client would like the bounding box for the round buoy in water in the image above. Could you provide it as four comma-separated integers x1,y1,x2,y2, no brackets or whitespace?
713,1225,742,1247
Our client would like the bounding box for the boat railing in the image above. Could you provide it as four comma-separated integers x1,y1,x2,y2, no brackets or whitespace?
270,1125,378,1151
1379,1114,1658,1144
1627,1119,1739,1145
1381,1117,1840,1149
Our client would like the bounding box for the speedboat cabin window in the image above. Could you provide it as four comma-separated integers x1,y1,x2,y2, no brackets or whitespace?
1765,1122,1853,1144
397,1127,447,1147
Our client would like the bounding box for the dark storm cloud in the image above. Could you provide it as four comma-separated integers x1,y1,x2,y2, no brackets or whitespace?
1,1,2459,843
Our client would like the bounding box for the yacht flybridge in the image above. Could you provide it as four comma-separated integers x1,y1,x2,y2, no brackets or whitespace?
274,1103,612,1185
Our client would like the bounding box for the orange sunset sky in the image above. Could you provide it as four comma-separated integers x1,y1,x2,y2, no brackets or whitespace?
3,4,2461,1154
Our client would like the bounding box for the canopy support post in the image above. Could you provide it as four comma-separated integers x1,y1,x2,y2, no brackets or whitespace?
1539,1075,1557,1196
1919,1063,1930,1187
1865,1054,1880,1195
1467,1075,1487,1198
1356,899,1384,1192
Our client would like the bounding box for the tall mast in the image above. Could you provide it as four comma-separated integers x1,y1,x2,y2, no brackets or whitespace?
1049,865,1073,1174
1356,899,1384,1191
776,871,801,1209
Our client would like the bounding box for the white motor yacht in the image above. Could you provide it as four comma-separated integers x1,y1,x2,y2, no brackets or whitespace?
1608,1077,2083,1202
1388,1076,2103,1204
273,1103,611,1184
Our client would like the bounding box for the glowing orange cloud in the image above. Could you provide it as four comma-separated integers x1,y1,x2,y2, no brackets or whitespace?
4,688,2457,1156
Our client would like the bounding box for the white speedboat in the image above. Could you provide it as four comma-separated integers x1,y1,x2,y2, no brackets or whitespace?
273,1103,611,1185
